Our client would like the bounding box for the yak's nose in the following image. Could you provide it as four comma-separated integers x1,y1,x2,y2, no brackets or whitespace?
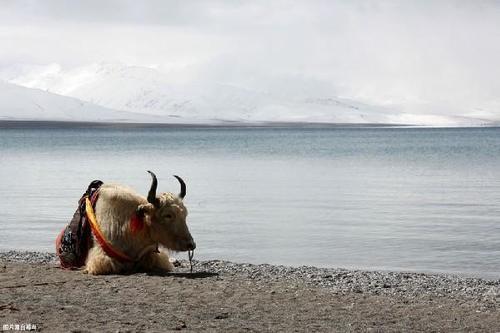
187,240,196,251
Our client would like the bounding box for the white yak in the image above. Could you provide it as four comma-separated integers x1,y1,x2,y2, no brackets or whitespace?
84,171,195,275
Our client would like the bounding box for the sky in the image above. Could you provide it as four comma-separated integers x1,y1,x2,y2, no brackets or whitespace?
1,0,500,119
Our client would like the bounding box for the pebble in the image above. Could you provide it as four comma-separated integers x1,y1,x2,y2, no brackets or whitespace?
191,259,500,304
2,250,500,305
0,250,57,264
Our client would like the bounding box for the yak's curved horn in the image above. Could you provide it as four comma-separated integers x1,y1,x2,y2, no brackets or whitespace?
174,175,186,199
147,170,158,206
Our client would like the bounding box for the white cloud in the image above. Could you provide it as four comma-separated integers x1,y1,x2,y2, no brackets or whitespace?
1,0,499,121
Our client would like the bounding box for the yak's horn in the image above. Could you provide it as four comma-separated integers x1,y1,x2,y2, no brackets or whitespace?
174,175,186,199
147,170,158,206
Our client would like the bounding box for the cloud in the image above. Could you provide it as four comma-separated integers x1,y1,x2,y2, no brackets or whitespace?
1,0,500,119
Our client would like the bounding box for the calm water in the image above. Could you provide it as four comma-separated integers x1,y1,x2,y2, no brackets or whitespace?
1,123,499,278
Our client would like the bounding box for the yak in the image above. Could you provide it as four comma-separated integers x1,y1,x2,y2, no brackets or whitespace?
83,171,196,275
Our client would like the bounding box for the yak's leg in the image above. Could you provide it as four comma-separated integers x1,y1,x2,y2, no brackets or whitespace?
138,251,174,273
84,246,122,275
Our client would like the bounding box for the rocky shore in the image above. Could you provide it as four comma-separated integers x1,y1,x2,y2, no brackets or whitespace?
1,251,499,332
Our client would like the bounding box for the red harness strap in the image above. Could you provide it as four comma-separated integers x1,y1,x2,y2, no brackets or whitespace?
85,193,135,263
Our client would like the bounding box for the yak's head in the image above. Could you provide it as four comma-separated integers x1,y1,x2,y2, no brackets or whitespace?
138,171,196,252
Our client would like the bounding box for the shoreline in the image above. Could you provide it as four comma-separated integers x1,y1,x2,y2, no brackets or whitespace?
1,251,499,331
1,250,499,299
1,119,499,130
0,119,407,129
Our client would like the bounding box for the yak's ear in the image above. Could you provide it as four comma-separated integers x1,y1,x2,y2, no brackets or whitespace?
136,203,155,226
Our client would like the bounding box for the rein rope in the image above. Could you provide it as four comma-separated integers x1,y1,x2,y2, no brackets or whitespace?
188,250,195,273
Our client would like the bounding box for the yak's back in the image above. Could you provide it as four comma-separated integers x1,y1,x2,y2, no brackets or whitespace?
94,183,147,228
98,183,146,207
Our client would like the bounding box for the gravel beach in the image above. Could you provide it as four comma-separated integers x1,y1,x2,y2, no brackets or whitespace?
1,251,499,332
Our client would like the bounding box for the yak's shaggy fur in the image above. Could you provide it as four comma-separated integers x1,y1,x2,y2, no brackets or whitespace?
84,174,195,275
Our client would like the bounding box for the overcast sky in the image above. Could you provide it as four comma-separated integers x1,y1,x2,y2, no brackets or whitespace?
1,0,500,116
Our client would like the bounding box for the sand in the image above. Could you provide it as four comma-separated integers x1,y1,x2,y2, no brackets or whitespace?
1,251,499,332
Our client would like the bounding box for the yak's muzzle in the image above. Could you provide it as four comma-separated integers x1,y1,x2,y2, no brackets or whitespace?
177,237,196,252
186,239,196,251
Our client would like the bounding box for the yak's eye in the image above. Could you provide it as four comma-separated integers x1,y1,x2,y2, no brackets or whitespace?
165,213,173,219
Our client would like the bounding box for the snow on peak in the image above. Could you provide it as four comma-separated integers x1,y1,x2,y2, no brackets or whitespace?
0,81,203,123
1,63,495,126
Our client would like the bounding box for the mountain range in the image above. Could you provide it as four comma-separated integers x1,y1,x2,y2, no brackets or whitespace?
0,63,495,126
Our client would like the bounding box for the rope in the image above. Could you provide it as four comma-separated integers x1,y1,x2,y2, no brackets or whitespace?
188,250,194,273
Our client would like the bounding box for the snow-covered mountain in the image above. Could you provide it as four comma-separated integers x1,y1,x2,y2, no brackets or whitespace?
0,63,494,126
0,81,196,123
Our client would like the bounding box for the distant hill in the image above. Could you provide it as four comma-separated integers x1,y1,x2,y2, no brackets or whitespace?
0,81,187,123
1,63,493,126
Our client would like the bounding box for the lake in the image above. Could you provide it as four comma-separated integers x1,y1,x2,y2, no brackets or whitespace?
1,122,499,278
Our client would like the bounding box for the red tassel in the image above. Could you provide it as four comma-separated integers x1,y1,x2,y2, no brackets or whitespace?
130,213,144,234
